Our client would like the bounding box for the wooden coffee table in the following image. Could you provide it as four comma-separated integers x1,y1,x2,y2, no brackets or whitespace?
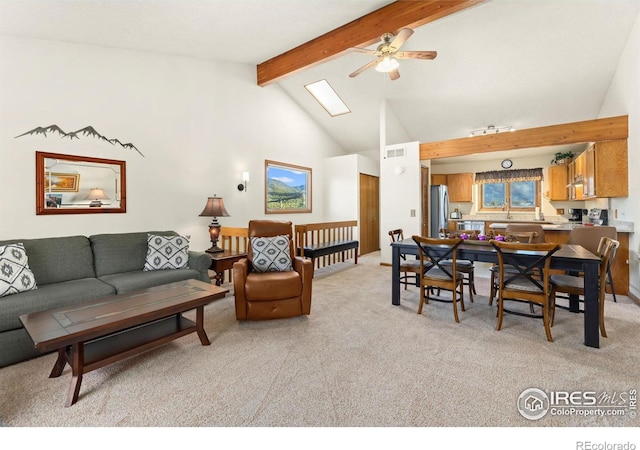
19,279,228,406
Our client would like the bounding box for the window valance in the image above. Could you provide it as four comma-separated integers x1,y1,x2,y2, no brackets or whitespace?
475,168,543,184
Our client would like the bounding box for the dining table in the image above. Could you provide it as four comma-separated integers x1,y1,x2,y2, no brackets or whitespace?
390,238,603,348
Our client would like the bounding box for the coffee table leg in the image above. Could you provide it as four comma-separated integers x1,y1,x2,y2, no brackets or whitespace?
49,347,68,378
66,342,84,407
195,306,210,346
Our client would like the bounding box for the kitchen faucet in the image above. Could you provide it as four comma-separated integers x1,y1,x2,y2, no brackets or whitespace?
502,202,512,220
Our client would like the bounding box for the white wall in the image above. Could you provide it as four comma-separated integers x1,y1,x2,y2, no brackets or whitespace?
324,153,379,242
379,141,421,264
598,11,640,297
0,36,347,250
385,102,411,146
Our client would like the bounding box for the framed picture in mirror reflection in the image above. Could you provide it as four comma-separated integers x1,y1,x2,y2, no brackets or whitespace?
44,172,80,192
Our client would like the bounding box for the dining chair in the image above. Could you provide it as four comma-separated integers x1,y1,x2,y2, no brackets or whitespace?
412,235,465,323
504,224,546,243
440,233,478,302
488,231,538,305
388,229,421,290
566,226,618,302
491,240,560,342
550,237,619,338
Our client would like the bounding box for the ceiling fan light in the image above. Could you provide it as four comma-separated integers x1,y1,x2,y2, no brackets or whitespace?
375,56,399,73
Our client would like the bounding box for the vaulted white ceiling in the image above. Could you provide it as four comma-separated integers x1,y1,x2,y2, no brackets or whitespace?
1,0,638,159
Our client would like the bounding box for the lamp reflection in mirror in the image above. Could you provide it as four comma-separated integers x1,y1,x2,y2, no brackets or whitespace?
199,195,230,253
85,188,109,207
237,171,250,192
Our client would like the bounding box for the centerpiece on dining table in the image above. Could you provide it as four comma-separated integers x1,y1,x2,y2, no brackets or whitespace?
439,229,519,243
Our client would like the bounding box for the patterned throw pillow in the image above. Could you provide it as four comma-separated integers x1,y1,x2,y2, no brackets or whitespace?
0,243,38,298
251,235,293,272
144,234,190,271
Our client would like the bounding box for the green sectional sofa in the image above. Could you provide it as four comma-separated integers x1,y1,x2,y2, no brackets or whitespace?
0,231,212,368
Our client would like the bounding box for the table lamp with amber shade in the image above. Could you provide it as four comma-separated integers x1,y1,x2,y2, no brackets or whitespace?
199,195,230,253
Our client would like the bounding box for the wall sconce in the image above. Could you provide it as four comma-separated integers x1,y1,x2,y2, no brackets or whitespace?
198,195,230,253
85,188,110,207
237,171,250,192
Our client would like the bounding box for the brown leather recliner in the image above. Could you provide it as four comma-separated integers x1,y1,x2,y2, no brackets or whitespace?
233,220,313,320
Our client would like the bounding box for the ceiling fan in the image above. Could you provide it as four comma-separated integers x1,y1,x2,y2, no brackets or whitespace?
349,28,437,81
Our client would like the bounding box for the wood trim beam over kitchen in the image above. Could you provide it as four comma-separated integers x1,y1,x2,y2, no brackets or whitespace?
256,0,485,86
420,115,629,160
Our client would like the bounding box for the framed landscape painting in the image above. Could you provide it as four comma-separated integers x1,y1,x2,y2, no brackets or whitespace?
265,160,311,214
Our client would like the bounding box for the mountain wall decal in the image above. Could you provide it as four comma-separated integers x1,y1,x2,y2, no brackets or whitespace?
15,124,144,157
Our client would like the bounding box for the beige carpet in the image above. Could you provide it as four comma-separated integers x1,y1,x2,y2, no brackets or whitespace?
1,252,639,428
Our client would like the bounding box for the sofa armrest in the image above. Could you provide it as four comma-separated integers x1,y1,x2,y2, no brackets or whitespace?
188,250,212,283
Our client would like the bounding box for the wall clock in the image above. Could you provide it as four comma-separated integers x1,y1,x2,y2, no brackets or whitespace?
501,159,513,169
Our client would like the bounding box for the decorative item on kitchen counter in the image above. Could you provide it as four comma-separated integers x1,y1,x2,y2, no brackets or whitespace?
550,151,575,165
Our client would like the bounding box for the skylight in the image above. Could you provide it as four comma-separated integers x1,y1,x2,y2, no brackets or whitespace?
304,80,350,117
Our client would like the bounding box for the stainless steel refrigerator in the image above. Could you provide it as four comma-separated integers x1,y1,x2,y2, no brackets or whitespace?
430,185,449,238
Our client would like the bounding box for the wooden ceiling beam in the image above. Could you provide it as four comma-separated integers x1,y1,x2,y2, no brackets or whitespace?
419,115,629,160
256,0,485,86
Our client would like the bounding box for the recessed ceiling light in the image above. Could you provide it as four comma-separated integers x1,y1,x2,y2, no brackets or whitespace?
304,79,351,117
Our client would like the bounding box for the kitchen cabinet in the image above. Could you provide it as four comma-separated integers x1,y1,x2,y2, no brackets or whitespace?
446,173,474,202
583,140,628,198
430,172,474,202
583,144,595,198
574,151,585,183
431,174,447,185
567,161,575,200
574,152,586,200
545,165,568,201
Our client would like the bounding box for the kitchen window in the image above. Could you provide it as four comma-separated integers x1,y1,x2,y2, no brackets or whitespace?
475,168,542,211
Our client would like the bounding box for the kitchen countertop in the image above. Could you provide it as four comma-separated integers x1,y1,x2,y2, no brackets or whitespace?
451,216,634,232
489,222,580,231
489,221,634,233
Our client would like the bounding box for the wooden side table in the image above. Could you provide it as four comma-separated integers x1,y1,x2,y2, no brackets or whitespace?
208,250,247,286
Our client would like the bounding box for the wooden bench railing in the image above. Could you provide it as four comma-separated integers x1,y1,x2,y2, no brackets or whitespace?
218,226,248,283
294,220,359,271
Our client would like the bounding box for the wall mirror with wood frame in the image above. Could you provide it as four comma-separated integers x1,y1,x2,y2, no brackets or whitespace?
36,151,126,215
